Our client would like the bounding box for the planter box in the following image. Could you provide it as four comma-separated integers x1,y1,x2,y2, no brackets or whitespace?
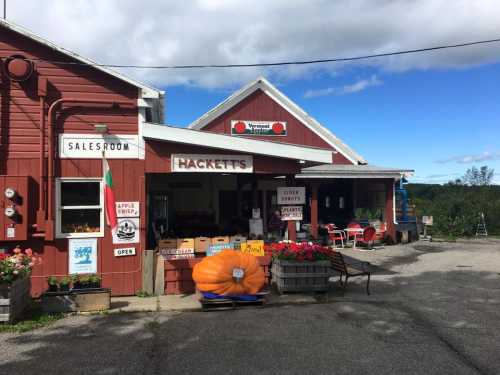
41,288,111,313
0,278,31,323
272,259,331,293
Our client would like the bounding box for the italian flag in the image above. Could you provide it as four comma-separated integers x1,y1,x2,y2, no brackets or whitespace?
103,156,118,236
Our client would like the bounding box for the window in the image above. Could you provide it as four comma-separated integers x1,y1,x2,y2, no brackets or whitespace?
56,178,104,238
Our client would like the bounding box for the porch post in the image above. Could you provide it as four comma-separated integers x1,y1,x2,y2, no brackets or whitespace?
311,184,318,239
385,178,396,242
286,175,297,242
262,189,267,236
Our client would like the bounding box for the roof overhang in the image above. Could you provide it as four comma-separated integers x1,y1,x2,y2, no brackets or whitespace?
143,123,333,164
0,19,164,99
296,164,414,180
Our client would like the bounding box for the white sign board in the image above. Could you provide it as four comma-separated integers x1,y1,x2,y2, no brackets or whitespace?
116,202,140,217
171,154,253,173
281,206,303,221
231,120,287,136
114,247,136,257
113,218,140,244
277,187,306,205
69,238,98,274
59,134,140,159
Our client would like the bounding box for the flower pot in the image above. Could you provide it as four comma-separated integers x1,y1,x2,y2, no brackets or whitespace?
0,277,31,323
59,284,70,292
48,284,58,292
272,259,331,293
73,282,82,290
91,282,100,289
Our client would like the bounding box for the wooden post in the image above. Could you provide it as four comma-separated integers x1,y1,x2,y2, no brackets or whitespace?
311,184,318,239
286,175,297,242
142,250,155,295
262,189,267,236
385,179,396,242
154,253,164,296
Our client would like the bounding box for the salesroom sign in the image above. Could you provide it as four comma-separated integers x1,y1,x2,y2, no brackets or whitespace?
59,134,140,159
171,154,253,173
281,206,303,221
277,187,306,205
231,120,287,136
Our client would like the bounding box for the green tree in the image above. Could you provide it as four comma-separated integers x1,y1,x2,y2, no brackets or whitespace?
462,165,494,186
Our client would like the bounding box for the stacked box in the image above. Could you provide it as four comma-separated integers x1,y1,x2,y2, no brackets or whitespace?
194,237,211,253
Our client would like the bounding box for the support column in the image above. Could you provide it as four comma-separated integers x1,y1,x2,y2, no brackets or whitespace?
262,189,267,236
385,178,396,242
311,184,318,239
286,175,297,242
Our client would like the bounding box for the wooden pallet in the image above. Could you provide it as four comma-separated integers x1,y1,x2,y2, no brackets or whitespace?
199,291,268,312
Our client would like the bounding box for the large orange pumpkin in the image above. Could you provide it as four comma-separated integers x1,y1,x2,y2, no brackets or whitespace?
193,250,265,295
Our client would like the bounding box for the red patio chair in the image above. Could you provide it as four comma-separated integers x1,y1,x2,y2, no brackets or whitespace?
376,222,387,242
345,222,363,244
355,226,377,249
327,224,345,248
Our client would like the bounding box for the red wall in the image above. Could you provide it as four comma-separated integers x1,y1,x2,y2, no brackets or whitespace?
201,89,354,165
0,25,143,296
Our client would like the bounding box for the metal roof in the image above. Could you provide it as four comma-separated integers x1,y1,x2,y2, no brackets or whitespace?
0,18,164,99
297,164,414,179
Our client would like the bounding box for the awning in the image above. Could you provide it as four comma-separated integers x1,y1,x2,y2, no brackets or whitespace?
142,123,334,164
296,164,414,179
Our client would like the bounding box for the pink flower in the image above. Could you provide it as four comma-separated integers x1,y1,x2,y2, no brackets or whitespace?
13,247,21,254
25,248,33,256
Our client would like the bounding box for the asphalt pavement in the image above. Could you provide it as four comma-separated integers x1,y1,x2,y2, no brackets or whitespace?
1,238,499,375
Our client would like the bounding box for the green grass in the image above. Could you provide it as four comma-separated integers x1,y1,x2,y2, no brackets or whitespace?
0,309,65,333
135,290,156,298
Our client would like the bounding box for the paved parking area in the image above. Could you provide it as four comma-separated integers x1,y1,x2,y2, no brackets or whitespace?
1,239,499,375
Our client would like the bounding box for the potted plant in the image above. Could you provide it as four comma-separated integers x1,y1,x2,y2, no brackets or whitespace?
71,274,82,290
47,276,59,292
89,274,101,289
270,241,333,293
79,275,91,289
59,276,71,292
0,247,39,322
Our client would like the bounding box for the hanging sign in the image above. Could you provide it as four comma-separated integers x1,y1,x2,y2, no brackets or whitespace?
171,154,253,173
116,202,140,217
114,247,136,257
231,120,287,136
277,187,306,205
112,218,140,244
69,238,98,274
281,206,303,221
240,240,265,257
59,134,140,159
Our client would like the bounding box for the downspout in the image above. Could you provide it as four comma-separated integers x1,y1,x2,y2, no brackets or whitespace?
36,77,47,230
45,98,135,240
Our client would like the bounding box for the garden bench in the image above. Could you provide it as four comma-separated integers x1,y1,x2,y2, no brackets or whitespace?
329,252,371,295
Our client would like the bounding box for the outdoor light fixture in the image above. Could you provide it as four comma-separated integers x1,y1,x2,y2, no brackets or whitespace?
298,160,306,164
94,123,108,133
4,187,16,199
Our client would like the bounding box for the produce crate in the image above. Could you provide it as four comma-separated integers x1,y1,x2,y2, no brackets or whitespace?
0,277,31,323
41,289,111,313
271,259,331,293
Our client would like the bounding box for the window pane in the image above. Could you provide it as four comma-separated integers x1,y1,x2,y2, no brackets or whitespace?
61,209,101,233
61,182,100,206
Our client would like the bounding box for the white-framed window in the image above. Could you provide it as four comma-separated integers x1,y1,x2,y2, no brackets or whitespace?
56,178,104,238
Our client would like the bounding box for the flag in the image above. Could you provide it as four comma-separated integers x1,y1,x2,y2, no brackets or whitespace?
103,156,118,236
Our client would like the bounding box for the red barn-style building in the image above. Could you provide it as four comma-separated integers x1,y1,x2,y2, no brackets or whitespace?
0,19,411,297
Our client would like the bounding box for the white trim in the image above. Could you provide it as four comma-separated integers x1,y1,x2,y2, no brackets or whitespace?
0,19,163,99
392,180,398,225
56,178,104,239
137,96,147,160
296,173,404,179
188,77,366,164
143,123,333,164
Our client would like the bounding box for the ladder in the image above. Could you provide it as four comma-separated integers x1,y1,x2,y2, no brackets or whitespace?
476,213,488,236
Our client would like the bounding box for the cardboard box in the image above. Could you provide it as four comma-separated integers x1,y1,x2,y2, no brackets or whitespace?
194,237,211,253
230,235,247,244
158,239,178,250
211,236,230,245
177,238,195,250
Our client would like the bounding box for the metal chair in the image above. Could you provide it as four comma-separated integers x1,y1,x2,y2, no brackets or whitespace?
326,224,345,248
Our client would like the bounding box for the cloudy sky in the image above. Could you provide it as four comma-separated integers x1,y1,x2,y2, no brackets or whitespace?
6,0,500,183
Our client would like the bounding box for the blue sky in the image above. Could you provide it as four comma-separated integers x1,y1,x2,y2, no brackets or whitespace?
8,1,500,184
165,63,500,184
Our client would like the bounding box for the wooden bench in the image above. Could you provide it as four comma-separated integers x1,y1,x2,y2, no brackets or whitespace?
329,252,371,295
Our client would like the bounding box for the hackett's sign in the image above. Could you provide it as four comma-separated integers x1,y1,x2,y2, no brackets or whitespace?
171,154,253,173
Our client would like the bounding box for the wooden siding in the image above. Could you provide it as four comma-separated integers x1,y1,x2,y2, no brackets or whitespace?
0,25,143,296
201,89,354,165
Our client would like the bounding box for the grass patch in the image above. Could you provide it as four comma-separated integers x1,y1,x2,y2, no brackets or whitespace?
136,290,156,298
0,309,65,334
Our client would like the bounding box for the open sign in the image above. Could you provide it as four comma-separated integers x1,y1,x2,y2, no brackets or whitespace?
114,247,136,257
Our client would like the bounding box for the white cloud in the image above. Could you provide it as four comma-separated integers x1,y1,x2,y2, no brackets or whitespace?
304,75,382,98
5,0,500,89
436,152,500,164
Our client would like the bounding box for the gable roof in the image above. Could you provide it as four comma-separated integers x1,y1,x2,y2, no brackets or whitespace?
188,77,367,164
0,18,163,99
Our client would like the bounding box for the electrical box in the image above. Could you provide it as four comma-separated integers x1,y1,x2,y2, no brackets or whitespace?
0,176,30,241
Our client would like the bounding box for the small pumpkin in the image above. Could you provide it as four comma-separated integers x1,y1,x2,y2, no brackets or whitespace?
193,250,265,295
